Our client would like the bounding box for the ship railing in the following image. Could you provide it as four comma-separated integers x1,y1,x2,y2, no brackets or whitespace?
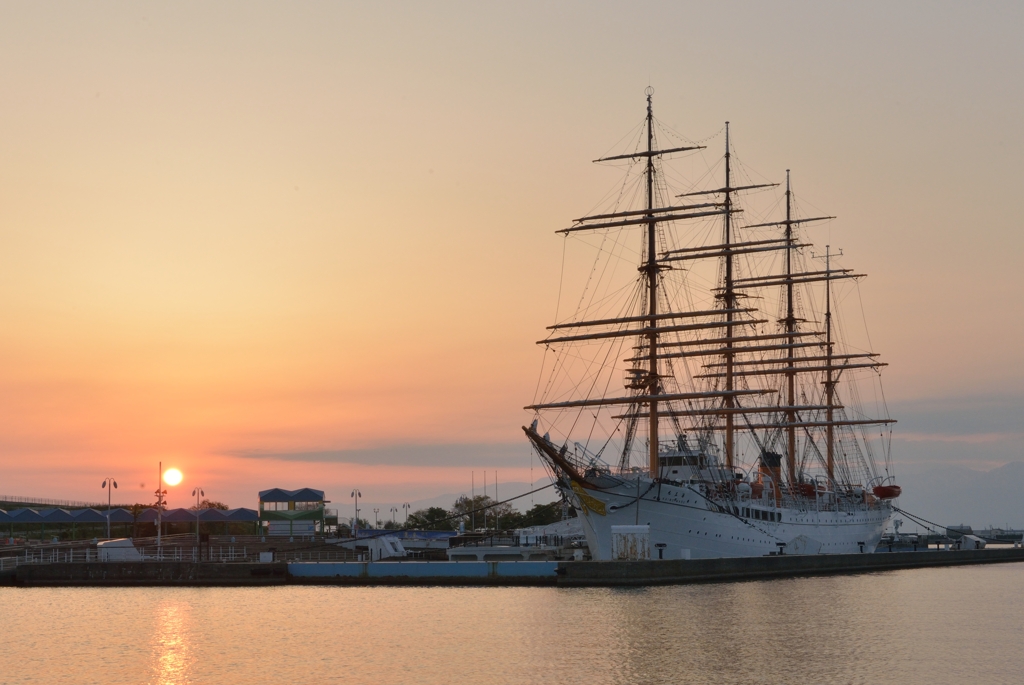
709,487,878,515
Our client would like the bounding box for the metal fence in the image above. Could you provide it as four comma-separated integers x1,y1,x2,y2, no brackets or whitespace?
450,534,576,548
0,494,132,509
8,545,361,565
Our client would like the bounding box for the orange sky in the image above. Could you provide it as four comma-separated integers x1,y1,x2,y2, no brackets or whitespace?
1,3,1022,509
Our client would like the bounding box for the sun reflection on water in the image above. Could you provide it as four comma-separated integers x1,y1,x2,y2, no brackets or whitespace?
150,598,195,685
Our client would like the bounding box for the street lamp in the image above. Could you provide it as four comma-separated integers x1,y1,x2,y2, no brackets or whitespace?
350,489,361,535
402,502,410,524
101,477,118,538
373,508,380,529
155,462,181,549
390,506,398,525
192,486,205,547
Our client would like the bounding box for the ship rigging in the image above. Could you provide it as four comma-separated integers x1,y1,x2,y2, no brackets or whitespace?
524,89,899,559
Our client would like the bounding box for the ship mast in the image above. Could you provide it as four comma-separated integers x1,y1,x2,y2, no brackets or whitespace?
645,87,660,478
784,170,797,484
824,245,836,483
723,122,735,470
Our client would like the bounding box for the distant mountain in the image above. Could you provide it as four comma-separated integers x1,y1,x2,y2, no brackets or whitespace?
896,461,1024,531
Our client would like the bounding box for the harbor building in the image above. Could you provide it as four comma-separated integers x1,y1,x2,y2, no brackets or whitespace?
258,488,334,537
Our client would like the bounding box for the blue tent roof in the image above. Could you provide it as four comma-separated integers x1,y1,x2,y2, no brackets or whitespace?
71,508,109,523
137,508,160,522
92,507,256,523
37,508,75,523
197,508,227,522
223,508,259,522
105,509,135,523
9,508,45,523
0,509,11,523
161,508,199,523
150,508,233,522
258,488,324,503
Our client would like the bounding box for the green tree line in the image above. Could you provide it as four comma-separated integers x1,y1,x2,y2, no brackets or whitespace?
403,495,571,532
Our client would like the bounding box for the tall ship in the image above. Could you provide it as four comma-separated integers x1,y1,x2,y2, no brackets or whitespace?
524,89,900,560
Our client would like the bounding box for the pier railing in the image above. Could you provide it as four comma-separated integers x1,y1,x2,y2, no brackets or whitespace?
9,545,362,565
449,534,578,549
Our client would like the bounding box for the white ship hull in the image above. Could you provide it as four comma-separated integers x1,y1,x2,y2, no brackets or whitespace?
564,477,892,560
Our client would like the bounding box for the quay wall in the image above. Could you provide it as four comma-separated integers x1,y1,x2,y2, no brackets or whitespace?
5,548,1023,587
558,548,1024,586
13,561,288,586
288,560,558,585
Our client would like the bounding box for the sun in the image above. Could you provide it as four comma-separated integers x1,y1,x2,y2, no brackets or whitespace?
163,468,183,486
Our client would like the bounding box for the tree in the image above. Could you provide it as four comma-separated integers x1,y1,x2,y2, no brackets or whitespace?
190,499,229,511
127,503,149,538
518,501,568,527
406,506,454,531
336,518,371,537
450,495,519,531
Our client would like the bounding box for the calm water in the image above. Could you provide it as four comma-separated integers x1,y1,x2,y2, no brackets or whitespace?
1,564,1022,684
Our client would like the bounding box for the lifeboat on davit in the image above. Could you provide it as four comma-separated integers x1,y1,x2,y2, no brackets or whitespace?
872,484,902,499
796,483,818,498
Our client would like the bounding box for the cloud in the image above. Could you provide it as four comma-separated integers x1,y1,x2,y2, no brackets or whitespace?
897,432,1024,444
845,394,1024,468
888,394,1024,440
225,442,534,468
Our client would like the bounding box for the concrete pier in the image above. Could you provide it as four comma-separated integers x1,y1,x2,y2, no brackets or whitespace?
289,560,558,585
12,561,288,586
556,547,1024,587
5,548,1023,587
